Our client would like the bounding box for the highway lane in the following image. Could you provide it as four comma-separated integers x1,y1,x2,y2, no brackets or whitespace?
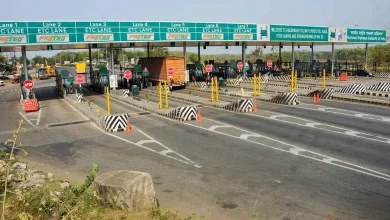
24,96,390,220
299,96,390,117
3,83,390,219
257,101,390,138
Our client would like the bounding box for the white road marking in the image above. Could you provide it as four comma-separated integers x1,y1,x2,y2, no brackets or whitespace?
36,109,41,126
63,98,202,169
208,125,231,131
289,148,305,155
345,131,358,136
185,119,390,182
136,140,156,146
305,122,321,128
246,112,390,145
240,134,261,140
18,112,35,127
295,104,390,123
269,114,283,119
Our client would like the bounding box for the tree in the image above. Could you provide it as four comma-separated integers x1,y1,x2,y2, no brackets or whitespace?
149,47,169,57
188,53,198,63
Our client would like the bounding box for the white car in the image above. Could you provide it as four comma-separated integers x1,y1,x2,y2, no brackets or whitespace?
0,81,5,86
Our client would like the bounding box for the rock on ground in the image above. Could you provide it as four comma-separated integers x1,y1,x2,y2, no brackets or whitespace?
60,182,69,189
94,170,157,212
12,162,27,170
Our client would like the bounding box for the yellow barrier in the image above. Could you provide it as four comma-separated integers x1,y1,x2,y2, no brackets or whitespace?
290,71,298,92
322,69,326,88
253,74,257,96
106,87,111,115
211,77,219,102
215,77,219,102
258,73,261,95
164,81,168,108
159,81,163,109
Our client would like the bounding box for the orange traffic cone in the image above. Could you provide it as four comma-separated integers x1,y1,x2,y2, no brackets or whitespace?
312,92,318,103
197,109,203,122
316,92,321,103
126,119,132,132
253,101,258,113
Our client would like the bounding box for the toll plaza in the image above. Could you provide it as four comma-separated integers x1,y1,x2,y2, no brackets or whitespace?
0,20,389,114
3,19,390,220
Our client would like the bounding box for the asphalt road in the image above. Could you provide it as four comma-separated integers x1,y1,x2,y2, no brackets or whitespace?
1,80,390,219
299,96,390,117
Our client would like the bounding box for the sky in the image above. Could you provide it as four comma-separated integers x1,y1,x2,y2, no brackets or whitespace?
1,0,389,58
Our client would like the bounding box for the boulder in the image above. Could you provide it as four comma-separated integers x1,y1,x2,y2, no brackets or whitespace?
94,170,157,212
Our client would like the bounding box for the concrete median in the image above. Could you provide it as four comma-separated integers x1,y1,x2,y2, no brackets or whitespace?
109,89,198,121
140,88,255,112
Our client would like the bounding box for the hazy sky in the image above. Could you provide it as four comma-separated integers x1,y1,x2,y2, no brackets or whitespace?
1,0,389,58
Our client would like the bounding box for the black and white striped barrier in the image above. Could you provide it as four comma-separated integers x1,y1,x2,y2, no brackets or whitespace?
167,106,198,121
366,82,390,92
336,84,366,94
224,99,254,112
76,93,84,102
123,89,130,97
308,88,335,99
101,114,129,132
189,82,207,90
269,92,299,105
374,72,390,78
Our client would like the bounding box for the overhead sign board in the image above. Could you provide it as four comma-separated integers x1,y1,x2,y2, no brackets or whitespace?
0,21,388,45
328,27,347,43
257,24,269,41
270,24,329,42
347,28,387,43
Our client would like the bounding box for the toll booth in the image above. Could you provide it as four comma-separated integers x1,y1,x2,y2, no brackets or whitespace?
55,69,75,96
89,66,109,93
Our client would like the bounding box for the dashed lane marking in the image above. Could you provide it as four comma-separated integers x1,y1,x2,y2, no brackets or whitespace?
0,88,19,93
185,118,390,182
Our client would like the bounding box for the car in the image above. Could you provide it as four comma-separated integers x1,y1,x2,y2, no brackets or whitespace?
354,69,374,77
0,81,4,86
0,74,9,80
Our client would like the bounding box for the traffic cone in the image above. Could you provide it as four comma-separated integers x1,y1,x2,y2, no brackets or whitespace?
253,100,258,113
316,92,321,102
197,109,203,122
126,119,132,132
312,92,318,103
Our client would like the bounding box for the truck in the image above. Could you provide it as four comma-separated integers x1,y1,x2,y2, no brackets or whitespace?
75,61,86,74
137,57,186,87
45,60,56,77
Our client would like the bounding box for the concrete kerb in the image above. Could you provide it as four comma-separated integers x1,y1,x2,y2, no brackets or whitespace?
141,88,255,112
64,93,130,132
109,90,198,121
223,85,300,105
